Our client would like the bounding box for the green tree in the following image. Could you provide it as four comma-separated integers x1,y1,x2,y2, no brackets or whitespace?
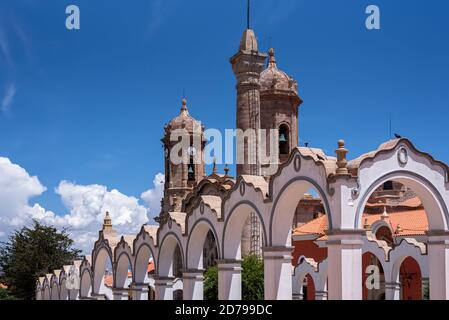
203,254,264,300
0,287,15,300
242,254,264,300
203,265,218,300
0,220,81,300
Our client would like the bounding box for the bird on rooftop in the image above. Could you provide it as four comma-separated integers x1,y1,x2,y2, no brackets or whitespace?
394,133,402,139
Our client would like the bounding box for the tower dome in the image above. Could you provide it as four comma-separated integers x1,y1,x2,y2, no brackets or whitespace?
165,98,202,133
260,48,298,94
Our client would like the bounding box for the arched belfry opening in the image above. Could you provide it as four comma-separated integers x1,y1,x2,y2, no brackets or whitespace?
279,124,290,155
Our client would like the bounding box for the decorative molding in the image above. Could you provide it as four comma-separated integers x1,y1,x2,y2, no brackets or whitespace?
293,154,301,172
397,147,408,166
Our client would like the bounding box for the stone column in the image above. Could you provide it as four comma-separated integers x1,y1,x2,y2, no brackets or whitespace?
327,230,364,300
292,293,303,300
183,269,204,300
154,277,174,300
427,232,449,300
129,283,149,300
384,282,401,300
112,287,129,300
315,290,328,300
263,246,293,300
218,260,242,300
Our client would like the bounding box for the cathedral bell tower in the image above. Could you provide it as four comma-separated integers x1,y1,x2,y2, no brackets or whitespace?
230,29,268,176
260,47,302,173
156,98,206,224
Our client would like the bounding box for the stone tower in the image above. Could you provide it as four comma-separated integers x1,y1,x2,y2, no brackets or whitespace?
230,29,268,176
230,29,268,257
260,47,302,173
157,98,206,224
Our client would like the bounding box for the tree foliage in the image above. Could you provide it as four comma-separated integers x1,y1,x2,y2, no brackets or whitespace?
0,220,81,300
0,288,15,300
203,254,264,300
241,254,264,300
203,265,218,300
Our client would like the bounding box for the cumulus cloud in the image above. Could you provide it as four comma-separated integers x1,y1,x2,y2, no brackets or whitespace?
141,173,165,222
0,157,46,228
0,156,165,253
1,82,16,113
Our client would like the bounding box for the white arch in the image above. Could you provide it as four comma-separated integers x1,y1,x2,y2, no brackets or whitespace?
389,238,428,283
133,225,158,285
221,177,268,260
355,140,449,232
79,258,92,299
114,238,134,291
185,198,222,269
269,150,333,247
59,271,69,300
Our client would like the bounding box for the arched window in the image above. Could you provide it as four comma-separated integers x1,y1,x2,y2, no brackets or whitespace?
188,156,195,181
279,124,290,155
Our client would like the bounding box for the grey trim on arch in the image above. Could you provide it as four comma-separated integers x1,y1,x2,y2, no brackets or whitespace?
269,176,333,245
355,170,449,229
156,231,185,277
221,200,268,258
186,218,221,268
113,251,134,287
133,243,157,281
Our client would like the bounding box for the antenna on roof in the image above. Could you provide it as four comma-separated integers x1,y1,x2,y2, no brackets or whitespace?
247,0,251,29
182,88,186,99
389,113,392,140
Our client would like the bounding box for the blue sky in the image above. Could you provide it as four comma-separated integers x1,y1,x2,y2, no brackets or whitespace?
0,0,448,247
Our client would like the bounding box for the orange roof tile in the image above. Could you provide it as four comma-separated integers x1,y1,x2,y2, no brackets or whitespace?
147,261,155,273
103,262,155,288
104,274,113,287
362,209,428,236
293,215,328,237
293,208,429,240
365,196,422,208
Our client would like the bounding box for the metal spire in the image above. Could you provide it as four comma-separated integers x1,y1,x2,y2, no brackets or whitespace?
247,0,251,29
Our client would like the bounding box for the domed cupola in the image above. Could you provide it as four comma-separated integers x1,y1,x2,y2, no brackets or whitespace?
165,98,202,134
260,48,299,95
259,48,303,173
158,98,206,223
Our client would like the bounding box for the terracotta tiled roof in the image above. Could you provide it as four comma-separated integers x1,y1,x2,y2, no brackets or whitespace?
147,261,155,273
363,209,428,236
293,208,429,239
293,215,328,237
104,262,155,288
365,196,422,208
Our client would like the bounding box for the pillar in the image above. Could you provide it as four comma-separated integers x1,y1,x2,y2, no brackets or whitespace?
327,230,363,300
218,260,242,300
182,269,204,300
384,282,401,300
263,246,293,300
315,290,328,300
112,287,129,300
154,277,174,300
427,231,449,300
129,283,149,300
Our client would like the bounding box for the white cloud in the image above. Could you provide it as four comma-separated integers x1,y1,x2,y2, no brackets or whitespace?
141,173,165,222
1,82,16,113
0,157,46,228
0,156,165,253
